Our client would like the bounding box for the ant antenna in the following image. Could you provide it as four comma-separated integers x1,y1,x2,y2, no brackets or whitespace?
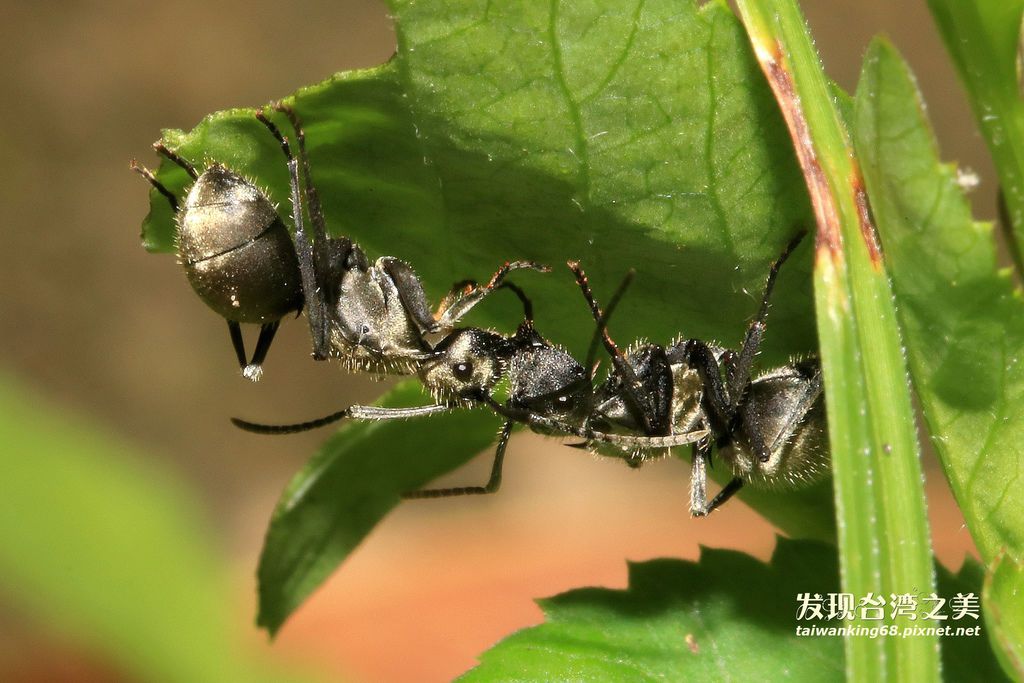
130,160,179,212
569,262,657,434
570,264,635,377
498,281,534,323
232,403,451,435
153,142,199,180
231,409,351,435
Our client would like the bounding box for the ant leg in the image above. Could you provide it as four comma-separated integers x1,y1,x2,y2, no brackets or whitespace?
257,111,331,360
689,442,709,516
403,420,513,498
700,477,744,516
480,395,708,450
435,279,476,319
231,403,450,435
434,261,550,328
226,321,248,370
274,103,364,347
727,231,805,402
153,142,199,180
273,103,328,244
679,339,731,427
130,160,179,212
241,321,280,382
567,262,632,372
498,282,533,322
568,262,658,434
379,256,439,337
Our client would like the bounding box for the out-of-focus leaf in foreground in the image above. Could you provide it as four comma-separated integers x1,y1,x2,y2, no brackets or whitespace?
854,36,1024,682
462,538,843,682
854,36,1024,570
0,375,309,683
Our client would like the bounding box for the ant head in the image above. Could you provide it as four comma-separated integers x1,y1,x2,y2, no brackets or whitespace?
418,328,512,401
507,339,590,421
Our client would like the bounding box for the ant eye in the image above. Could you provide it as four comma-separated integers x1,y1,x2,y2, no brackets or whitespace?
453,362,474,381
360,324,371,335
556,394,576,410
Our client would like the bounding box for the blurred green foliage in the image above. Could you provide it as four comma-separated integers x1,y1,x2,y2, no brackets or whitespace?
0,375,314,683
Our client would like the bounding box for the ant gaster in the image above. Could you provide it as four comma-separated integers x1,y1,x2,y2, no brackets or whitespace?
132,147,301,381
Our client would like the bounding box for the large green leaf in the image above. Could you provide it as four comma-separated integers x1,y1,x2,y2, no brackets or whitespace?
853,36,1024,680
735,2,938,680
0,376,306,683
139,0,841,634
139,0,815,362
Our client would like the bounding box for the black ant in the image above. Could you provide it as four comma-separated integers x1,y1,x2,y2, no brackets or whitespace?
133,103,543,380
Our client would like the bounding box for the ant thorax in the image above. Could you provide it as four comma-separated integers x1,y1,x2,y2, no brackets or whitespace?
506,335,590,430
590,344,672,433
585,343,700,465
330,275,431,374
663,339,730,434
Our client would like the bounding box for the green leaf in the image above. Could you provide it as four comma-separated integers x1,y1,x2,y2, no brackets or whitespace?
139,0,816,363
735,2,939,680
856,30,1024,555
927,0,1024,276
461,538,844,682
0,375,305,683
139,0,843,633
937,558,1011,682
984,553,1024,679
465,542,1005,682
257,380,499,634
853,36,1024,682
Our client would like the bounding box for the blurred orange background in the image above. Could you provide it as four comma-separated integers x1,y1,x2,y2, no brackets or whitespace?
0,1,986,681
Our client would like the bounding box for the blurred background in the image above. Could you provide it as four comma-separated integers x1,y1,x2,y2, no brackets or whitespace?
0,1,988,681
